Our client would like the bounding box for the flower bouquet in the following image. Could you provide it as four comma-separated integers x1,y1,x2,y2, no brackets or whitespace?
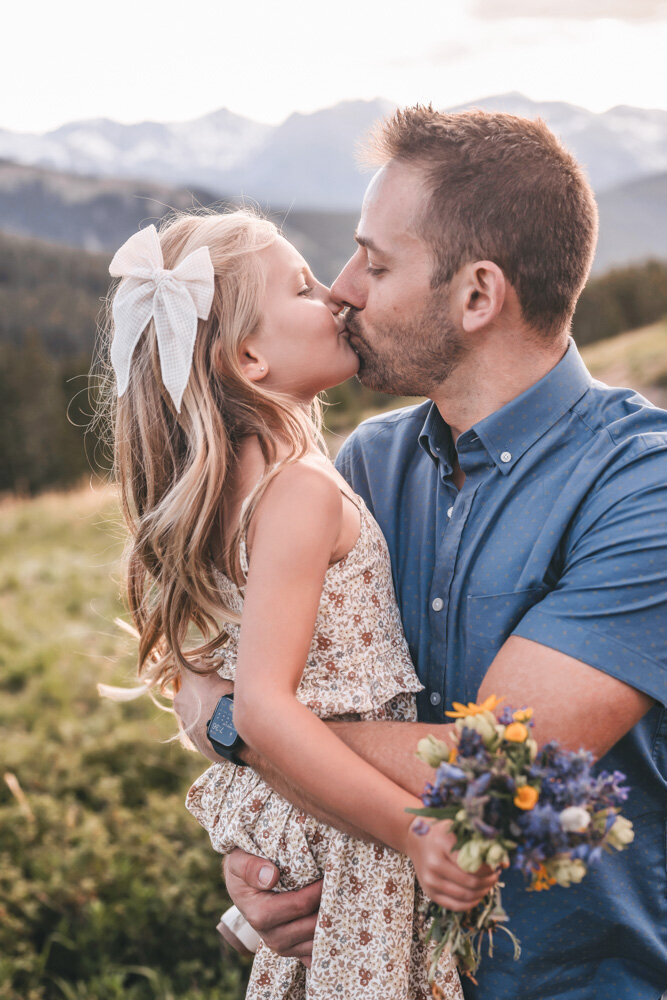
410,695,634,987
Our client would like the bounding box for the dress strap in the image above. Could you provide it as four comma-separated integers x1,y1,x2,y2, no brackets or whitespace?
339,488,363,511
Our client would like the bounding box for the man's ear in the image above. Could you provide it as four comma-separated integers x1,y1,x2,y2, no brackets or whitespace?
460,261,506,334
238,340,268,383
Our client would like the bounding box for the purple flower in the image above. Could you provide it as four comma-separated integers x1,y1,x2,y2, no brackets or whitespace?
436,762,467,783
467,773,492,798
457,727,489,762
412,819,431,836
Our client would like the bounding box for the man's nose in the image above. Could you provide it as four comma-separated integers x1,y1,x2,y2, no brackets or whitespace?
331,258,365,311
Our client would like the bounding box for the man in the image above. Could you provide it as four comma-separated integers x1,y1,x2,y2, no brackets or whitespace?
176,107,667,998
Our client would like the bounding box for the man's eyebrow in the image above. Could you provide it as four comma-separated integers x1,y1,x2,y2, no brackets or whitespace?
354,233,387,256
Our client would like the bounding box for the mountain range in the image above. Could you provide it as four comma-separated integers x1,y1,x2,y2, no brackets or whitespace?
1,156,665,278
3,94,667,211
0,160,358,287
1,93,667,275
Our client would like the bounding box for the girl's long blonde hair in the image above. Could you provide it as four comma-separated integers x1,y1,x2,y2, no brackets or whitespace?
97,209,325,694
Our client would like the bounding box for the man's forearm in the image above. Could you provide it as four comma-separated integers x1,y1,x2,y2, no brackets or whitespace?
327,718,450,797
240,742,370,839
173,669,369,837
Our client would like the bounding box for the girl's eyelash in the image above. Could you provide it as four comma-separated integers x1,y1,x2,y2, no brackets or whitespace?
299,285,313,296
367,265,385,276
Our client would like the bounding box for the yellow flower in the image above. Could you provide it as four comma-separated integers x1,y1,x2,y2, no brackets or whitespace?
448,747,458,763
505,722,529,742
514,785,539,810
530,863,557,892
445,694,503,718
512,707,533,723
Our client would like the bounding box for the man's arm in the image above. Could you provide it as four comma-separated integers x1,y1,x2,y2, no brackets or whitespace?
331,638,654,777
174,635,654,811
212,638,654,964
478,636,655,752
173,667,369,837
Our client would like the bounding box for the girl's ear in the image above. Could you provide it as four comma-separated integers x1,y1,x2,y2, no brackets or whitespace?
238,340,268,383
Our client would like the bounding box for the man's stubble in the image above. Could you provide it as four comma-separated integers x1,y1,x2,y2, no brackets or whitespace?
345,291,467,398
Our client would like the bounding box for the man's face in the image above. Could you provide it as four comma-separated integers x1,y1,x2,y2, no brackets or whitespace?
331,160,465,396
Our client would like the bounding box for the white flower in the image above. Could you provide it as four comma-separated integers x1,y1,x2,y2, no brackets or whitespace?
607,815,635,849
455,712,498,748
456,838,486,873
485,842,510,869
416,735,449,768
549,856,587,887
559,806,591,832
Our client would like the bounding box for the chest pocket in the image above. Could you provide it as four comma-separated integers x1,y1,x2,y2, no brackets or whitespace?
467,587,547,653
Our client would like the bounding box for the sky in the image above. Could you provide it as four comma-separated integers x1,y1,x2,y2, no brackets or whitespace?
3,0,667,133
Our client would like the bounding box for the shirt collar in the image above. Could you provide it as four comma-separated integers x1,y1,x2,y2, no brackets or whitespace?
418,404,456,475
466,338,593,474
418,338,593,476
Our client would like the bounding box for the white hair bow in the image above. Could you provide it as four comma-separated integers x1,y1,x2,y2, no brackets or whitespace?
109,224,215,412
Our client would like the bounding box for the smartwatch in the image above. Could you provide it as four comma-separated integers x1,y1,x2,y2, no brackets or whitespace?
206,694,246,766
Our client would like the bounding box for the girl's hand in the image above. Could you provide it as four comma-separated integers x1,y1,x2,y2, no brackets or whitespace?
406,817,499,911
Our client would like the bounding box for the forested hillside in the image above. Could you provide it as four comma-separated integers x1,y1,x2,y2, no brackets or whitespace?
1,226,666,494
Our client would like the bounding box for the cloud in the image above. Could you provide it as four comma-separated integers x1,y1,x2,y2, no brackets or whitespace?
471,0,667,20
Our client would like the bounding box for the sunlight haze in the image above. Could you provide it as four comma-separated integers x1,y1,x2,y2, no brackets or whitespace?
3,0,666,133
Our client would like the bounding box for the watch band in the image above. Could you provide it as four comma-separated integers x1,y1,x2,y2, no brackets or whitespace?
219,905,261,953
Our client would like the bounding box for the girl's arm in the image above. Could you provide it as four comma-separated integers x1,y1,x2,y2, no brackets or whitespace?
232,463,498,906
233,462,417,854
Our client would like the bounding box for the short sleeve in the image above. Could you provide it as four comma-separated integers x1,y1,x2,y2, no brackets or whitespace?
334,434,354,484
333,426,375,507
514,440,667,706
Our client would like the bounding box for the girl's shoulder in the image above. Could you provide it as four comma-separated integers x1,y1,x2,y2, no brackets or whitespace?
258,457,345,523
247,456,360,567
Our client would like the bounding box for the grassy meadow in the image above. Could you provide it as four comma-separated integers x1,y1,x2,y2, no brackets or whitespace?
0,489,250,999
1,320,665,999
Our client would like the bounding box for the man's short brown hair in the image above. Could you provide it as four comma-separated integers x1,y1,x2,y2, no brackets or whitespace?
364,105,599,337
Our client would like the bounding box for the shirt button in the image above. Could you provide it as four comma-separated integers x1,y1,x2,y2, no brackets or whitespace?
431,597,444,612
447,506,453,519
500,450,512,463
430,692,442,706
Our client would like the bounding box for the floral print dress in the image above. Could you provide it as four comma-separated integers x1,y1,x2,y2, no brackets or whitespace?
186,492,462,1000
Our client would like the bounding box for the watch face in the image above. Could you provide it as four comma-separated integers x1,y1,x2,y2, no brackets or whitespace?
208,699,237,749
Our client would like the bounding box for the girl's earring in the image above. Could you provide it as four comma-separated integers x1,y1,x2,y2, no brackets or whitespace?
259,366,265,372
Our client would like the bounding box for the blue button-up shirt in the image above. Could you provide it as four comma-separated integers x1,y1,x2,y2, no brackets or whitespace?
335,340,667,1000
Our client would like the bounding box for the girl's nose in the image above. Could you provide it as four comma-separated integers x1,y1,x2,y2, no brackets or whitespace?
320,283,343,314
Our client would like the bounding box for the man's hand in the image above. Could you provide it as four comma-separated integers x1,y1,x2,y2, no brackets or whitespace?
224,849,322,967
172,666,232,761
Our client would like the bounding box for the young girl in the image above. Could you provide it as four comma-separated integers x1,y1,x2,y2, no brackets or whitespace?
104,209,482,999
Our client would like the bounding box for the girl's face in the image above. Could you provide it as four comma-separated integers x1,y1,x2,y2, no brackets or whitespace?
243,236,359,401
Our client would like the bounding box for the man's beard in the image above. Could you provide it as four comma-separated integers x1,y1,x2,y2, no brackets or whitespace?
346,294,466,397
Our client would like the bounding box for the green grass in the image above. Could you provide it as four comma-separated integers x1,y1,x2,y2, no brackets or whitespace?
0,486,250,1000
